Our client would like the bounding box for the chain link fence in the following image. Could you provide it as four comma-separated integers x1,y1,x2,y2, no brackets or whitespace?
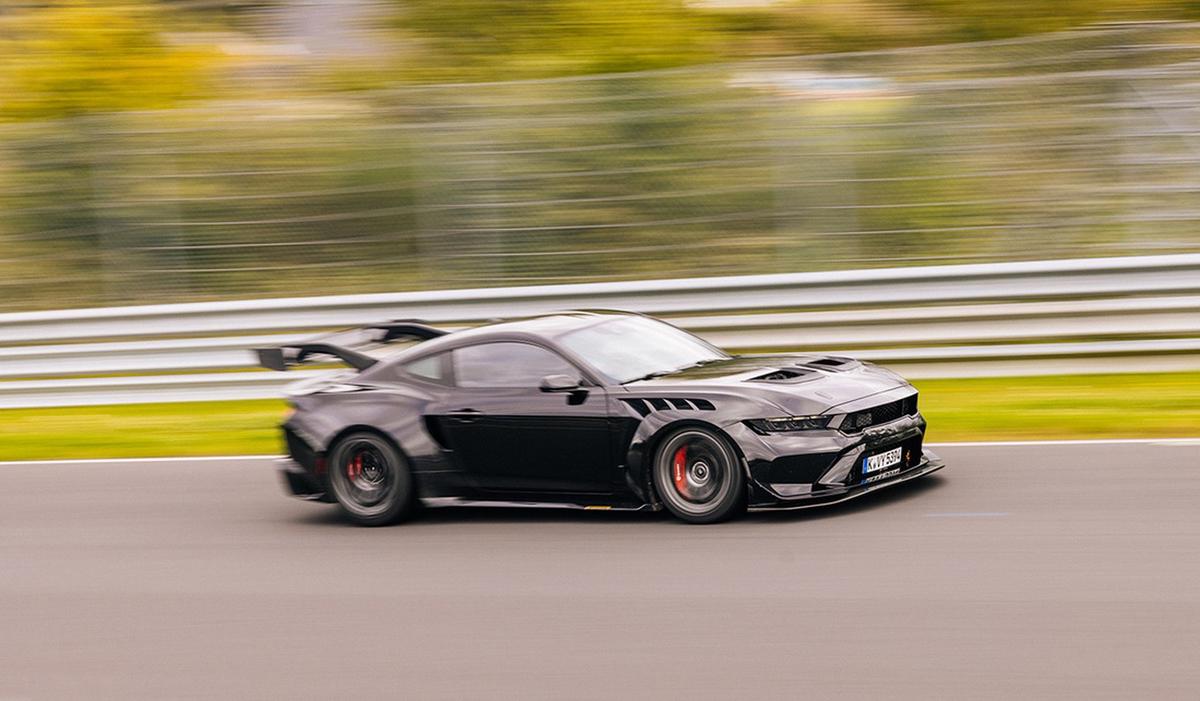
3,23,1200,311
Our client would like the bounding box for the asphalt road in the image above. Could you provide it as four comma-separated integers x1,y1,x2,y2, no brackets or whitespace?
3,442,1199,700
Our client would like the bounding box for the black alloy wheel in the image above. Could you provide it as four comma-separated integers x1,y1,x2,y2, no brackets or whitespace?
653,427,746,524
327,432,415,526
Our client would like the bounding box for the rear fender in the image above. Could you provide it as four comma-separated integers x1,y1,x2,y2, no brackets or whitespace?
287,389,446,475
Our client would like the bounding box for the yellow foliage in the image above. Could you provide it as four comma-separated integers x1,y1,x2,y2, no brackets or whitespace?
0,0,217,121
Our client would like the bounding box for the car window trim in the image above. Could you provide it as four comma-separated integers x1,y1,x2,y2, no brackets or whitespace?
449,340,594,390
397,350,455,387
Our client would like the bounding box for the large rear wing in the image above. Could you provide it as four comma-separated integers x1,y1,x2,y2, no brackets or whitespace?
255,321,448,372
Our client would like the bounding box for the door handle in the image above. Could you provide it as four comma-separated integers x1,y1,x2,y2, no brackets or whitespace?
448,408,482,423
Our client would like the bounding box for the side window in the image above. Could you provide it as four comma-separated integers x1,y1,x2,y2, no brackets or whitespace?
401,352,450,385
453,343,577,389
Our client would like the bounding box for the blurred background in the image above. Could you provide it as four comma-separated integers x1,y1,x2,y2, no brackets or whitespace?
2,2,1200,457
3,1,1200,309
7,9,1200,699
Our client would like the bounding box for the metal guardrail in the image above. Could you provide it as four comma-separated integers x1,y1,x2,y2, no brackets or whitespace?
2,254,1199,407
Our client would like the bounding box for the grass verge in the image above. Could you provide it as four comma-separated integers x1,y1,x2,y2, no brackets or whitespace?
2,372,1198,461
0,399,287,461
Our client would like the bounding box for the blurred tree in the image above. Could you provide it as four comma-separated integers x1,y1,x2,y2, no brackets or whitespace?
708,0,934,56
394,0,723,81
0,0,217,121
388,0,1200,82
900,0,1195,41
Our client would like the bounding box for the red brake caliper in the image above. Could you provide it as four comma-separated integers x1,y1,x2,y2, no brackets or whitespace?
672,446,689,498
348,453,361,480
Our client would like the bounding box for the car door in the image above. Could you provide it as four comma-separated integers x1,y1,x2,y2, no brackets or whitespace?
432,341,614,496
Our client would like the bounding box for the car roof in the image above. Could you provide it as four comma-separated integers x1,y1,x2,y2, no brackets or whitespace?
397,310,632,358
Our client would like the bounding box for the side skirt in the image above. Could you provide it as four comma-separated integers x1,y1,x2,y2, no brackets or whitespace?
420,496,660,512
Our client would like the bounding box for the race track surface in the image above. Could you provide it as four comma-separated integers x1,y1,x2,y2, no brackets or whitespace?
3,442,1199,700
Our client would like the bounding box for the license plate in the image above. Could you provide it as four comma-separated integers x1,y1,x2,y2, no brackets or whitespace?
863,446,902,475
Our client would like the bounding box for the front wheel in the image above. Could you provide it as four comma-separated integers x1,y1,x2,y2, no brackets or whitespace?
327,432,415,526
652,427,745,524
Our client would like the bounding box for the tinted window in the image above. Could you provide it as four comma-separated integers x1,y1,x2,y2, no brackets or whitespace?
402,352,449,384
454,343,577,388
558,316,727,384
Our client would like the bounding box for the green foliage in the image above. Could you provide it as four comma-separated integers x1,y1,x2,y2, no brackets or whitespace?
899,0,1192,42
390,0,1200,82
396,0,723,81
0,0,217,121
2,3,1200,310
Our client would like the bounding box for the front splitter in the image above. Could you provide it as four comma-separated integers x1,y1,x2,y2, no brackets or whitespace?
749,457,945,512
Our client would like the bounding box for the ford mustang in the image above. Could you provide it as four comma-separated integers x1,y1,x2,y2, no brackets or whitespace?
258,311,944,525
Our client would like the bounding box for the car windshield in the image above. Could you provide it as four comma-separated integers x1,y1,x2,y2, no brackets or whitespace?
558,316,729,384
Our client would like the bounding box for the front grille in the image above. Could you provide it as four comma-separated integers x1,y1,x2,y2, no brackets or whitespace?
842,393,918,433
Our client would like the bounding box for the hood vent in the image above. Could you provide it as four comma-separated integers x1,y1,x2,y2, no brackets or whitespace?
749,368,815,383
809,357,847,367
804,357,858,372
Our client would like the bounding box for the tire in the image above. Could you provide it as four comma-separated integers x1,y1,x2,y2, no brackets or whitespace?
327,431,415,526
652,426,746,524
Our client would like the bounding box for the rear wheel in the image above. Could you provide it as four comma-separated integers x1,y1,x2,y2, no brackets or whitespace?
652,427,745,524
327,432,415,526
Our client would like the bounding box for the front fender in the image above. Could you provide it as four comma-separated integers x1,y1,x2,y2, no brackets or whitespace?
621,414,751,506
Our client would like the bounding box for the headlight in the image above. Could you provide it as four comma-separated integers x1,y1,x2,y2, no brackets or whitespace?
744,416,832,434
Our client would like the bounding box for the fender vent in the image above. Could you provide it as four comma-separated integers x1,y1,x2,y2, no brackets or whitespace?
621,398,716,417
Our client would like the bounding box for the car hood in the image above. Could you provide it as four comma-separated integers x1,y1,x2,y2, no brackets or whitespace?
623,354,911,415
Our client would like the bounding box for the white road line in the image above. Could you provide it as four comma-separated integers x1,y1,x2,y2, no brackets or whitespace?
1,438,1198,466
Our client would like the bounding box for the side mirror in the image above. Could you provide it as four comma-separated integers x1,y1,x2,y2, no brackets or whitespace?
539,374,582,392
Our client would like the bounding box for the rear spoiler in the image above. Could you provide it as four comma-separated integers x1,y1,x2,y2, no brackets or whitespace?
255,321,448,372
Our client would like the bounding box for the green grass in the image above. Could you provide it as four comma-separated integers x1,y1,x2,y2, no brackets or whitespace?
916,372,1200,442
2,372,1199,461
0,399,287,461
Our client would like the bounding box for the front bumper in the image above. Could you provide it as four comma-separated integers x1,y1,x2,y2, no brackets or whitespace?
735,413,944,509
748,449,945,511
